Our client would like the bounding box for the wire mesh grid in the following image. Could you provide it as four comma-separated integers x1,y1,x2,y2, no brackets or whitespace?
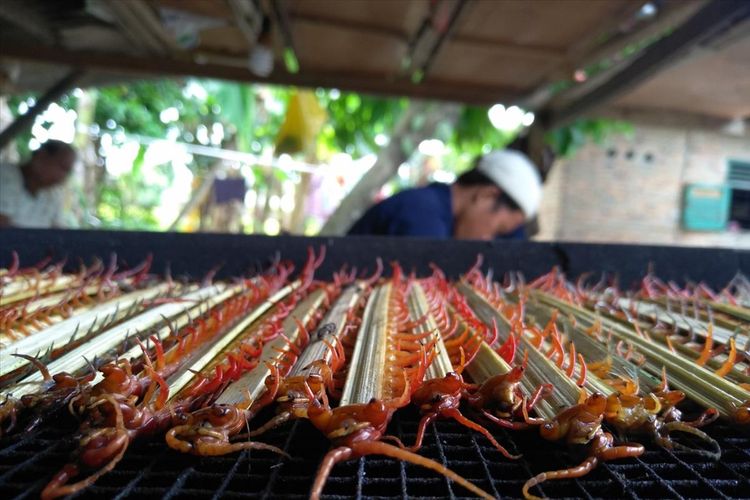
1,405,748,499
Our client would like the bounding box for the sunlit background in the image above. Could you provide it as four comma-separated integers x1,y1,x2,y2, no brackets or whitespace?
1,80,541,235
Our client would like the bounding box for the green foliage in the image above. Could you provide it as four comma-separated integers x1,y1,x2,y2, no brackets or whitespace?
317,90,408,157
7,92,80,159
546,119,633,158
201,80,256,152
95,80,208,137
95,145,162,230
13,76,631,232
450,106,514,156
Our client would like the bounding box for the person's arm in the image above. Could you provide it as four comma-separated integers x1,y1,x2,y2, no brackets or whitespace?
0,213,11,228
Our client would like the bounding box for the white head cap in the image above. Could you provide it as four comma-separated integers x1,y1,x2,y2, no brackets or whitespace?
475,150,542,220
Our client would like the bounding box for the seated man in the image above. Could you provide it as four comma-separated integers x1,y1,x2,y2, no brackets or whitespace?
0,140,75,228
348,150,542,240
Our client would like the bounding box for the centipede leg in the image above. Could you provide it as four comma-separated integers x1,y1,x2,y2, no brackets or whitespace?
310,446,353,500
480,409,531,430
243,411,292,438
348,440,494,500
194,440,289,457
41,431,129,500
522,455,599,500
409,413,436,451
447,408,520,459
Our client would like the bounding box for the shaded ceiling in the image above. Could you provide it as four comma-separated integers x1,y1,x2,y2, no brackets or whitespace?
0,0,748,125
615,29,750,119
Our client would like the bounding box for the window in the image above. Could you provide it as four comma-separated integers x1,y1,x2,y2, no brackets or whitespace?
728,160,750,229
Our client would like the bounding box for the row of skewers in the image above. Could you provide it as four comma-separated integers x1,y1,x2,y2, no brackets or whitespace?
0,251,748,499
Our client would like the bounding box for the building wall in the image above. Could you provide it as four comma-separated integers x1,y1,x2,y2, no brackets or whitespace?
535,118,750,248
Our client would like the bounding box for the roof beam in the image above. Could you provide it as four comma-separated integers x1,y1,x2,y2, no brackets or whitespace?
267,0,300,72
287,12,564,62
226,0,265,48
544,0,750,128
519,0,707,111
99,0,178,54
402,0,471,82
0,44,521,105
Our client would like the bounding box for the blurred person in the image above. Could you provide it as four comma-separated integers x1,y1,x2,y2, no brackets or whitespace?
348,149,542,240
0,140,75,228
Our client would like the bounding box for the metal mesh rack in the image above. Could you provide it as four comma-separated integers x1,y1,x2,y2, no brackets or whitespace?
1,230,749,499
2,405,749,499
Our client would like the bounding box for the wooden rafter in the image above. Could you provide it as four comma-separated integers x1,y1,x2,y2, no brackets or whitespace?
544,0,750,128
519,0,707,111
0,44,522,105
268,0,299,71
402,0,471,81
226,0,264,49
102,0,178,54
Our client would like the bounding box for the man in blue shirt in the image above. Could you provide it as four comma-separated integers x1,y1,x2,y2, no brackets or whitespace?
348,150,541,240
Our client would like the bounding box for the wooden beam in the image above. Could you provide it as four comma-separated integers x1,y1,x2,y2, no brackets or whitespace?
103,0,177,54
0,44,522,105
288,11,564,62
226,0,264,49
268,0,299,70
545,0,750,128
519,0,707,111
0,70,84,150
289,11,408,41
403,0,471,81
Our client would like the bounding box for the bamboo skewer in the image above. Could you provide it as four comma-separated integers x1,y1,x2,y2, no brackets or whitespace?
0,282,177,383
535,291,750,423
1,275,78,307
525,300,663,392
410,283,452,380
459,283,582,417
168,282,302,401
288,283,366,379
211,287,327,405
88,282,263,387
465,341,512,382
340,284,391,406
5,285,228,398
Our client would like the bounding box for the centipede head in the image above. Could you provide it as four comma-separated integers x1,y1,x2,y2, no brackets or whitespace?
412,373,463,414
541,393,606,445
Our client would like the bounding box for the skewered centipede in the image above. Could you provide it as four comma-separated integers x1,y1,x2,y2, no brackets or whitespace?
0,250,748,499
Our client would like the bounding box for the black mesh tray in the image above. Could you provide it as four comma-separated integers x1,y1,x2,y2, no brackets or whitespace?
2,405,748,499
1,229,749,499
